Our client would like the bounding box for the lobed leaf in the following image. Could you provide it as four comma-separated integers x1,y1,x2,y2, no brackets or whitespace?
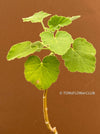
48,15,80,32
48,15,72,31
24,55,60,90
62,38,96,73
7,41,43,61
22,11,51,23
40,31,73,55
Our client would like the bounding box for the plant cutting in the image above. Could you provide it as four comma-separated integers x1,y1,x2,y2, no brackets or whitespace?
7,11,96,134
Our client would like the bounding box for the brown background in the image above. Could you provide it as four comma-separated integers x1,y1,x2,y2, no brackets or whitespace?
0,0,99,134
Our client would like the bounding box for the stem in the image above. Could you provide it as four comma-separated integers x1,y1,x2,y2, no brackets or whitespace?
43,89,58,134
49,52,55,56
41,21,47,31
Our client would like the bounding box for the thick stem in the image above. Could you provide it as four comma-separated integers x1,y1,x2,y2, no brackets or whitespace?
43,89,58,134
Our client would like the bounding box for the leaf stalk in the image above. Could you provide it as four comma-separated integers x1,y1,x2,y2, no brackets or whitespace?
41,21,47,31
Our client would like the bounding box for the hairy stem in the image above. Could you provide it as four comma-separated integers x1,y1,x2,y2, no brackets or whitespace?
43,89,58,134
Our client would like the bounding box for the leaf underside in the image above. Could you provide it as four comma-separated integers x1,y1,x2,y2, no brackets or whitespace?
7,41,43,61
62,38,96,73
24,55,60,90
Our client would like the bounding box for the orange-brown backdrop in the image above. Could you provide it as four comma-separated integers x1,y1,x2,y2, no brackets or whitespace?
0,0,99,134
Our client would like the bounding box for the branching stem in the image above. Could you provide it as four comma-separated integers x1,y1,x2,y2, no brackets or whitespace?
43,89,58,134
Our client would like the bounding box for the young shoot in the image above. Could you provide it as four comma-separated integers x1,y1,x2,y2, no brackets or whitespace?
7,11,96,134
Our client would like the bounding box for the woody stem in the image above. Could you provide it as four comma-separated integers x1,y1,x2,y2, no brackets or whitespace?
43,89,58,134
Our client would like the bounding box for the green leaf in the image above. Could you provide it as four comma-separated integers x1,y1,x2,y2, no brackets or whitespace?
48,15,80,32
70,15,81,21
48,15,72,31
7,41,43,61
22,11,51,23
31,41,43,52
40,31,73,55
62,38,96,73
24,55,60,90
